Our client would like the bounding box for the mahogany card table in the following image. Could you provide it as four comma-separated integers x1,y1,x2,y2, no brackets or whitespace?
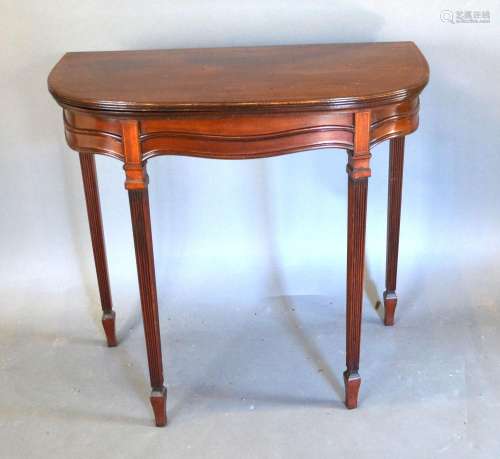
48,42,429,426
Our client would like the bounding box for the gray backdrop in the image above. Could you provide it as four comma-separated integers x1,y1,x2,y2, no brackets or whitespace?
2,1,500,458
4,0,499,311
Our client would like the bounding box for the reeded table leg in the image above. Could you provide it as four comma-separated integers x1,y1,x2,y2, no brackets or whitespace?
121,119,167,427
128,187,167,427
79,152,117,347
383,137,405,326
344,112,371,409
344,176,368,408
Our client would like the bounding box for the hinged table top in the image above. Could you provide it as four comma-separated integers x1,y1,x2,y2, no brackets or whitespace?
48,42,429,113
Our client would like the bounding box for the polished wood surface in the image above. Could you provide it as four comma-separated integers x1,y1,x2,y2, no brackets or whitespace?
384,137,405,326
48,42,429,427
59,96,420,161
79,153,117,347
48,42,428,113
128,187,166,426
344,112,371,409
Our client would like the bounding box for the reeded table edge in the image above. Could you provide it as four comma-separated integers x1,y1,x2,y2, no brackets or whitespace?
49,87,428,114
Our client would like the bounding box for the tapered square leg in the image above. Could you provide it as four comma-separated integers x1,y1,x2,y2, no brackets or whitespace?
344,176,368,409
344,111,371,409
122,120,167,426
79,153,117,347
383,137,405,326
128,187,167,427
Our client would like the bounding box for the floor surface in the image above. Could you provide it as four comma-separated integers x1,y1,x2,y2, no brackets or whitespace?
2,265,500,459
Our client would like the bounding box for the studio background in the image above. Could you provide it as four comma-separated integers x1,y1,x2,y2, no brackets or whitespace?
2,1,500,458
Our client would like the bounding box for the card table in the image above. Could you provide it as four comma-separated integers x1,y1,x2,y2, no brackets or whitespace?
48,42,429,426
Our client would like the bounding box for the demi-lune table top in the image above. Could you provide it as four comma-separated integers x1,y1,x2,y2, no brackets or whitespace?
48,42,429,113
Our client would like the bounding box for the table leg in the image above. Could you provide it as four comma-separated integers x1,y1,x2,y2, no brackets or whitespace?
79,152,117,347
128,187,167,427
383,136,405,326
344,112,371,409
344,176,368,408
